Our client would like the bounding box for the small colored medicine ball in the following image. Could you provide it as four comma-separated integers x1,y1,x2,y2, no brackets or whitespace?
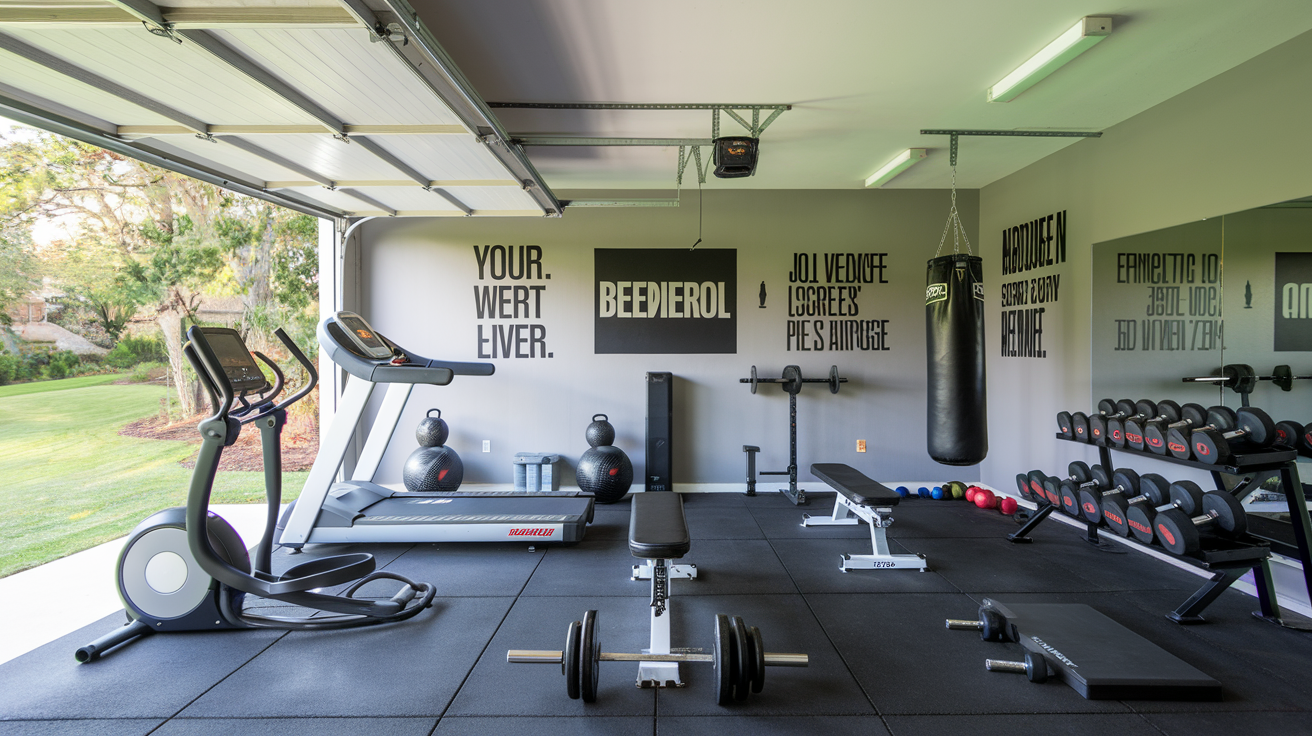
403,445,464,492
415,408,449,447
585,413,616,448
576,445,633,503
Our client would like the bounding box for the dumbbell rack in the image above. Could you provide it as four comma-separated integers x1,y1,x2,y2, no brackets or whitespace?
1018,435,1312,630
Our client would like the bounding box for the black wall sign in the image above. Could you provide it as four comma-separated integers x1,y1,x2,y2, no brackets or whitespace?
1000,210,1067,359
1274,252,1312,351
595,248,736,354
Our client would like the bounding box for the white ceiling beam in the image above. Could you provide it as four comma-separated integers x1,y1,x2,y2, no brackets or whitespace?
347,209,544,218
117,124,467,136
265,179,519,189
0,6,361,29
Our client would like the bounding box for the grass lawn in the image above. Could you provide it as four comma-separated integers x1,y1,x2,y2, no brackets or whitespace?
0,374,308,578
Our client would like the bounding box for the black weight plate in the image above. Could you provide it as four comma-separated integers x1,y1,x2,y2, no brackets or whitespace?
1203,491,1247,536
1154,508,1199,555
1025,650,1049,684
1134,399,1158,421
747,625,765,694
1088,414,1108,444
580,610,599,703
1102,496,1131,536
829,365,841,394
1143,422,1169,454
1156,399,1181,423
1115,399,1136,417
1206,405,1238,431
1078,487,1103,525
1015,473,1034,501
979,608,1007,642
1124,418,1147,451
1238,406,1276,446
714,614,732,706
1126,504,1156,544
1192,428,1224,464
564,619,581,700
1056,411,1074,438
1097,398,1117,415
1169,481,1205,516
1026,470,1046,501
749,365,758,394
1089,464,1110,488
1042,477,1062,507
1107,418,1126,447
1139,474,1171,506
1067,461,1091,483
1165,427,1192,459
1181,403,1208,426
1058,481,1081,517
1071,412,1089,441
781,365,803,395
731,616,750,701
1275,420,1304,448
1111,468,1140,494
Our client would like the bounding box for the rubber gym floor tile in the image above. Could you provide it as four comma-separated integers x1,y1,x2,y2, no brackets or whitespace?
746,507,872,540
434,716,654,735
985,591,1312,712
363,541,547,597
882,714,1162,736
1032,529,1217,594
0,720,163,736
0,617,285,720
151,718,439,735
177,596,513,718
660,540,797,597
652,594,875,717
741,491,837,510
683,505,766,540
443,596,657,717
658,715,888,735
679,492,749,508
580,501,633,541
893,536,1122,594
1143,710,1312,735
766,538,958,594
520,538,653,597
805,592,1130,715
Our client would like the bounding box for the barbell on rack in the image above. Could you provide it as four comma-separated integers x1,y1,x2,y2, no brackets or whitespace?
740,364,847,395
1181,363,1312,393
506,610,808,704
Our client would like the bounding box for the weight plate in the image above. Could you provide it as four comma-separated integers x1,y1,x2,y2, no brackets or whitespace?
829,365,841,394
749,365,758,394
781,365,803,395
1024,650,1049,684
1042,477,1062,507
1026,470,1046,501
580,610,599,703
1181,403,1208,426
1169,481,1205,516
564,619,581,700
1115,399,1137,417
1275,420,1304,448
1101,496,1131,536
1089,464,1110,489
1134,400,1158,422
1165,427,1192,459
1238,406,1276,446
1088,415,1108,444
1068,461,1092,484
1056,412,1073,439
1192,429,1223,464
1071,412,1090,441
1078,487,1103,525
731,616,750,701
713,614,733,706
1015,473,1033,502
747,625,765,694
1058,480,1081,517
1206,405,1238,431
1154,508,1198,555
1096,398,1117,416
1124,418,1147,451
1111,468,1140,495
1156,400,1182,423
1107,418,1126,447
1143,422,1169,454
1203,491,1248,536
1139,474,1172,506
1125,504,1156,544
980,608,1007,642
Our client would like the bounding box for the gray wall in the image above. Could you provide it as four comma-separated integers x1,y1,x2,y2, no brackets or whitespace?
356,188,978,489
978,29,1312,490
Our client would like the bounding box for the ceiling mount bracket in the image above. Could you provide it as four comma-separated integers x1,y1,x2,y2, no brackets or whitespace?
919,128,1104,168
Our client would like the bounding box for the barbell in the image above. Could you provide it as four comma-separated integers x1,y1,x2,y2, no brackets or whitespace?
740,365,847,395
506,610,808,704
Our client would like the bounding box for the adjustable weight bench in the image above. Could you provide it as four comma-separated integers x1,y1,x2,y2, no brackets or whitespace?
803,463,928,572
629,492,698,688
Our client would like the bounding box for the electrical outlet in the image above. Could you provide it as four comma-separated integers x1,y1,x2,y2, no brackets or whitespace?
483,440,491,452
856,440,867,453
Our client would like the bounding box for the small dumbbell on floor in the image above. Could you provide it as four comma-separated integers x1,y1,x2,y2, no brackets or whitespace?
507,611,808,705
945,606,1011,642
986,650,1049,684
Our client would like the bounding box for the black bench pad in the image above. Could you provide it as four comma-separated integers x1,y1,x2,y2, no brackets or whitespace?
810,463,901,507
629,492,690,560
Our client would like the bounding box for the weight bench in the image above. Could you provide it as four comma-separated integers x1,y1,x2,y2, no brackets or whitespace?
803,463,928,572
629,492,698,688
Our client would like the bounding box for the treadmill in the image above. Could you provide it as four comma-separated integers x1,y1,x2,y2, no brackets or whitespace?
277,311,594,549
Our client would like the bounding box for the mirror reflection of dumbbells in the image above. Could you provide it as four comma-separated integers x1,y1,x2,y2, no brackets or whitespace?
1122,480,1248,554
1165,406,1275,464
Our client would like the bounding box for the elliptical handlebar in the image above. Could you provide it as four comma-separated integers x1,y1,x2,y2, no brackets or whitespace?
270,327,319,412
186,327,235,421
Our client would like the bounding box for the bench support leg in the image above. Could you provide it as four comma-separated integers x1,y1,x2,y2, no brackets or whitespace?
802,495,928,572
631,559,696,688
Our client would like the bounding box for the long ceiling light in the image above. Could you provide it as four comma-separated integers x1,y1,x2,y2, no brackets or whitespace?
864,148,927,188
988,17,1113,102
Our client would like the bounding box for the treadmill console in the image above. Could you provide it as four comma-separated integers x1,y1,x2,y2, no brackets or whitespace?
334,311,394,360
197,327,268,395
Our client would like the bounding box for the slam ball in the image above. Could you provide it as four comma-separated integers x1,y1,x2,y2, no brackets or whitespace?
585,413,616,448
576,445,632,503
403,445,463,491
415,408,449,447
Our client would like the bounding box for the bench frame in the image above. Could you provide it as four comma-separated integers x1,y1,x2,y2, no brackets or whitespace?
630,558,698,687
804,476,929,572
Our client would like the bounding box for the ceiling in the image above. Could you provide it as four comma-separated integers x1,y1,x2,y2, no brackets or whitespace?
416,0,1312,191
1,1,1311,221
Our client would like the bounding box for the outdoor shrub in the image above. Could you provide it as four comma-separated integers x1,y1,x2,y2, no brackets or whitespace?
0,354,16,385
129,361,165,383
44,351,80,380
105,335,166,369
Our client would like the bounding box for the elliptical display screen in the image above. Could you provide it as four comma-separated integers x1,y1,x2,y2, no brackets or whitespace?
198,328,268,394
336,312,394,360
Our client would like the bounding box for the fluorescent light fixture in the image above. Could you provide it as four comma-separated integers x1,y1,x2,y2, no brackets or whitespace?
989,17,1113,102
864,148,927,188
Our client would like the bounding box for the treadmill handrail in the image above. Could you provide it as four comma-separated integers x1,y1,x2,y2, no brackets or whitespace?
319,315,493,384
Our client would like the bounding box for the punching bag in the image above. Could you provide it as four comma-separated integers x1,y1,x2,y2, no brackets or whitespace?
925,254,987,465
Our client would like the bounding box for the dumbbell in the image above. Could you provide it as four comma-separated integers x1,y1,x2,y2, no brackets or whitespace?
1273,419,1305,450
1190,406,1277,464
1123,400,1181,452
985,650,1048,684
945,606,1011,642
1076,468,1140,525
1106,399,1158,449
1153,491,1249,555
1082,398,1136,445
1142,403,1208,456
1058,398,1122,443
1041,462,1108,518
1101,473,1171,538
1165,406,1236,461
1125,480,1206,545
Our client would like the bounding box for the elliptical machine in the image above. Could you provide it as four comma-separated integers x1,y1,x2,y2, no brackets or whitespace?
76,325,436,663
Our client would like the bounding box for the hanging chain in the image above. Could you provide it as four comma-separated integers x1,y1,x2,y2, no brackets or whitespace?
934,160,973,258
